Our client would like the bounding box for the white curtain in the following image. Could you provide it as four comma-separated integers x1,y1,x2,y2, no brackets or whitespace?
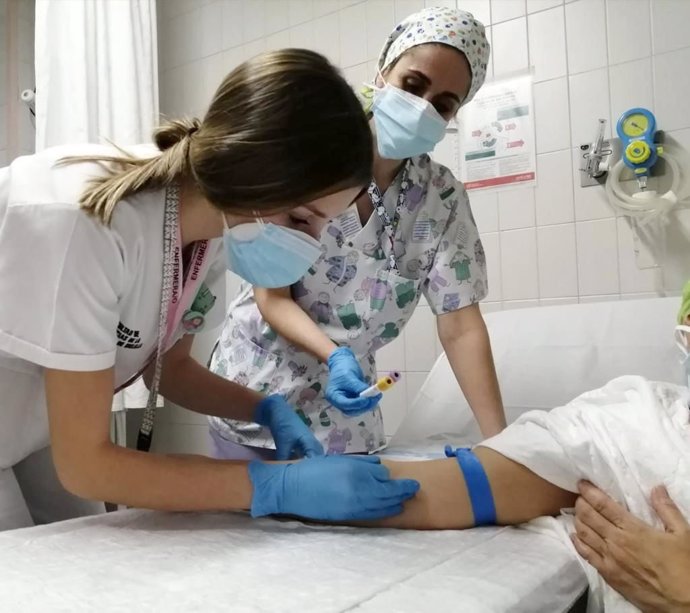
34,0,160,428
34,0,158,149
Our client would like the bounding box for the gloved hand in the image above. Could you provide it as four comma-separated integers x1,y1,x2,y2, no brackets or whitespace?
253,395,324,460
248,455,420,521
325,347,382,416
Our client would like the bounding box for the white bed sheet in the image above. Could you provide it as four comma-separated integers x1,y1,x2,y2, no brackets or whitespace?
0,504,585,613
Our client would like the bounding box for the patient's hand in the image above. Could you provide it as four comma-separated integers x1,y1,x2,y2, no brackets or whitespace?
572,482,690,613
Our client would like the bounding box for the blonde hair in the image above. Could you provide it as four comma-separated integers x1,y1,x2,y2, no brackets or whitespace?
66,49,372,224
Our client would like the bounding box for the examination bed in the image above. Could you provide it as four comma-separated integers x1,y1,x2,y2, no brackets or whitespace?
0,297,679,612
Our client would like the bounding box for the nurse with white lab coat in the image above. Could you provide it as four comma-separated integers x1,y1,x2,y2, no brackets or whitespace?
210,8,506,458
0,49,419,531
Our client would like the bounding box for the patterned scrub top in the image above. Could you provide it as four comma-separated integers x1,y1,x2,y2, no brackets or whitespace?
209,154,488,454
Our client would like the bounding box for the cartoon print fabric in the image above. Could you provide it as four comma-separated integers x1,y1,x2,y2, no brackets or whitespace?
210,154,487,454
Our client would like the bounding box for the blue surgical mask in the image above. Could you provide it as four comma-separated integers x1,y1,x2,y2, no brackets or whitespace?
371,79,448,160
222,215,322,288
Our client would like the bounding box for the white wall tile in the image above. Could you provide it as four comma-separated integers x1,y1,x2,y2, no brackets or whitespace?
540,297,577,306
243,38,267,60
503,299,539,310
609,58,654,126
651,0,690,55
480,301,503,314
579,294,620,304
265,29,292,51
366,1,396,61
290,21,314,48
500,227,539,300
527,0,562,12
342,62,370,88
606,0,651,65
404,372,428,411
470,190,499,233
653,47,690,131
481,232,502,301
265,0,291,34
182,60,208,115
394,0,425,23
221,0,245,49
492,17,529,76
571,148,616,220
243,0,267,41
460,0,492,25
498,186,536,230
565,0,607,74
425,0,456,7
167,12,195,67
528,6,566,82
569,68,611,147
376,334,406,372
289,0,313,25
576,219,620,295
620,292,658,301
312,12,341,64
339,3,368,66
314,0,340,17
535,150,575,225
537,223,578,297
534,77,571,153
491,0,526,23
404,306,438,371
617,217,658,294
202,52,229,106
200,1,224,58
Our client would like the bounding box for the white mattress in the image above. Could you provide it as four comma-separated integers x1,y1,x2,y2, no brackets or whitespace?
0,507,586,612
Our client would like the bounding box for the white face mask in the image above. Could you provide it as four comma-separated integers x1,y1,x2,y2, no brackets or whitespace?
675,325,690,360
674,325,690,387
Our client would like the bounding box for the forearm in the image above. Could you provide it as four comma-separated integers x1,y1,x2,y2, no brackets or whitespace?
440,320,506,438
158,354,262,422
55,442,253,512
364,448,575,530
254,286,336,362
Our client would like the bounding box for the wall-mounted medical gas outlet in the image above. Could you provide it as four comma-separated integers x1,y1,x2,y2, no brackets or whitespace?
616,107,661,189
579,109,663,189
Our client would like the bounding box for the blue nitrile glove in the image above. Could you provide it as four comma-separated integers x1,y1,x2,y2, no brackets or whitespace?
325,347,382,416
253,395,324,460
248,455,420,520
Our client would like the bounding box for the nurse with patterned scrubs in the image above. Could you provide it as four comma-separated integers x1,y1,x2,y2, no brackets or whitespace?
210,7,506,458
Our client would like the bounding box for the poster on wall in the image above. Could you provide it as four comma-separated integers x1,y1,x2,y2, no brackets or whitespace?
459,73,536,191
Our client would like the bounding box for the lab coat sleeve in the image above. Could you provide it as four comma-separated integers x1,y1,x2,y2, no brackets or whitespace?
422,180,489,315
0,205,123,371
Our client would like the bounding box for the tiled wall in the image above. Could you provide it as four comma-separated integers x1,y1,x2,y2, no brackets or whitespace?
156,0,690,443
0,0,35,166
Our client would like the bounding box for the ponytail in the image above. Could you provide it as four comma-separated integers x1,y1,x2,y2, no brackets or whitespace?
61,117,200,224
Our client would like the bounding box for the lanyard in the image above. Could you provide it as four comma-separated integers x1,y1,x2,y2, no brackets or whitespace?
366,161,412,271
136,186,212,452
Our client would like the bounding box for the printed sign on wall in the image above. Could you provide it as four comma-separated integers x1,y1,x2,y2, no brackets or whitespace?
459,73,536,191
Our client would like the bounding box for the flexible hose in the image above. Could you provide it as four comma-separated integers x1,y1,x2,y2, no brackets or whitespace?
605,151,688,222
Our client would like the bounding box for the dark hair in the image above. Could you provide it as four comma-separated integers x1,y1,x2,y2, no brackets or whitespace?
68,49,373,223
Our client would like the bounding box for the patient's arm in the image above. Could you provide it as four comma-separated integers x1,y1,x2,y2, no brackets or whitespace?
363,447,576,530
